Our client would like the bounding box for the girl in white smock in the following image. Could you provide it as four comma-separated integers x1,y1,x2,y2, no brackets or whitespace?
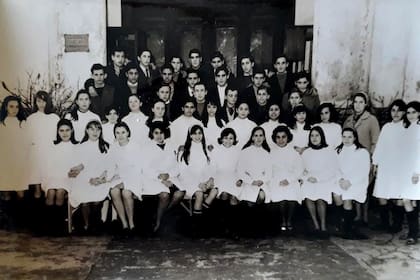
289,104,311,155
313,103,342,150
301,126,340,235
237,127,272,203
121,94,149,145
260,103,287,149
226,102,257,148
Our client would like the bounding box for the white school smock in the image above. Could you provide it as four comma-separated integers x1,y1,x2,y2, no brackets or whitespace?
26,112,60,184
141,141,176,196
0,118,29,191
399,123,420,200
269,144,304,203
313,122,342,150
122,112,148,145
301,147,340,204
372,121,405,199
337,145,370,203
42,141,79,192
290,122,309,149
225,118,257,148
204,117,224,148
68,140,116,207
65,110,101,141
174,142,213,198
108,141,142,198
212,144,242,198
102,122,116,145
237,145,271,203
261,121,287,148
167,115,202,153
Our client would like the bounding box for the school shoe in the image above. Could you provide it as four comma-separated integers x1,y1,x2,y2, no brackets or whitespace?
406,237,418,245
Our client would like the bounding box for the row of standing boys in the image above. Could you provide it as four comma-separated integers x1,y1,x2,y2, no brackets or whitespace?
0,48,419,243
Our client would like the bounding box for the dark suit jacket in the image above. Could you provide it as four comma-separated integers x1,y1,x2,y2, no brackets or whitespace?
91,85,115,121
267,72,295,104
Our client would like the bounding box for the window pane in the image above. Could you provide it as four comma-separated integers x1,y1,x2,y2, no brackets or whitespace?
216,27,237,76
180,27,202,67
146,29,165,67
250,29,273,67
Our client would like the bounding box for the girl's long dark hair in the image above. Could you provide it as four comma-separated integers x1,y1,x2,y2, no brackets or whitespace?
0,95,27,125
146,99,170,128
33,90,54,114
307,126,328,150
202,98,224,128
80,120,109,154
289,104,311,130
70,90,92,121
242,126,270,152
316,102,338,123
181,124,210,165
403,101,420,128
54,118,79,145
336,127,365,153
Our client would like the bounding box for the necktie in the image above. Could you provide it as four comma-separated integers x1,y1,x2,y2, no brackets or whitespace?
146,68,150,78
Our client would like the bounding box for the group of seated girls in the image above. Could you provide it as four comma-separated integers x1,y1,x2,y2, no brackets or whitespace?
0,88,419,244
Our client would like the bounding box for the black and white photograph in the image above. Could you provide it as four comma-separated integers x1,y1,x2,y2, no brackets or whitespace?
0,0,420,279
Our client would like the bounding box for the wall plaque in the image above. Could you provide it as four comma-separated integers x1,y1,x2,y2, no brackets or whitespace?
64,34,89,52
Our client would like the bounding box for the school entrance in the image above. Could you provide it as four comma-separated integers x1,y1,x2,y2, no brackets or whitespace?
107,0,313,75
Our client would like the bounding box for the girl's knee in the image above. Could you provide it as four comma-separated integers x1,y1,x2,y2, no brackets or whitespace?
122,190,133,200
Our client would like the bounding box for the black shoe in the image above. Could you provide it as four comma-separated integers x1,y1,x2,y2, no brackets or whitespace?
406,237,418,245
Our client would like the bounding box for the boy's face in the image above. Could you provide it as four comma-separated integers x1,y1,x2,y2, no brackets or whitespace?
241,58,254,74
236,103,250,119
161,68,173,83
226,90,238,106
256,89,269,106
106,109,119,124
157,86,170,102
274,57,288,73
193,84,207,103
126,68,139,84
215,70,228,86
182,102,195,117
92,69,106,85
252,73,265,87
170,57,182,73
189,52,202,69
186,73,199,88
152,102,166,118
295,77,309,92
211,57,224,70
111,51,125,67
138,51,151,67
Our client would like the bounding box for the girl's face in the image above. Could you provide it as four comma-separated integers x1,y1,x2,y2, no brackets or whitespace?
128,96,141,112
406,107,419,123
275,131,288,148
342,131,355,146
236,103,250,119
207,104,217,117
6,100,19,117
310,130,322,146
152,102,166,119
390,105,405,122
320,107,331,123
353,96,367,115
152,128,165,144
190,128,203,143
288,92,302,107
222,133,235,148
295,77,309,92
58,125,72,142
295,111,306,123
36,97,47,113
268,104,281,120
115,126,130,145
252,129,265,147
76,93,91,112
86,124,101,141
105,109,119,124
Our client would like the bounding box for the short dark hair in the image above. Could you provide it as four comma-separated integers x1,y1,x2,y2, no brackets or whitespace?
113,121,131,138
317,102,339,123
215,66,229,76
160,64,174,73
240,55,254,64
210,51,224,61
273,54,288,64
217,127,238,145
138,49,152,57
124,62,140,74
90,63,105,73
111,48,125,56
272,125,293,143
148,121,170,139
188,48,201,58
